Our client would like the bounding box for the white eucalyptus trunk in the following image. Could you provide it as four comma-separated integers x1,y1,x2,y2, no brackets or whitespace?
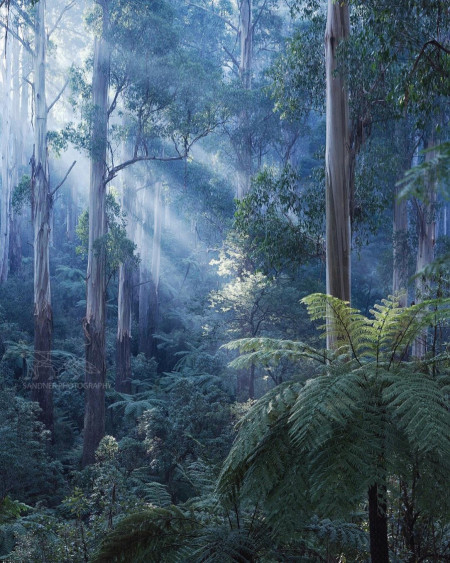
236,0,253,199
116,166,135,393
0,30,13,282
82,1,110,466
138,184,152,357
413,138,436,358
325,0,351,339
32,0,53,433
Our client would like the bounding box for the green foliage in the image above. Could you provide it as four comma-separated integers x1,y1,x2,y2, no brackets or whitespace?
11,175,31,213
234,165,322,274
0,390,64,505
398,141,450,202
218,294,450,550
76,192,139,281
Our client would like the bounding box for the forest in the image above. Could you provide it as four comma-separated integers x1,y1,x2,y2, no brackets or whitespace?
0,0,449,561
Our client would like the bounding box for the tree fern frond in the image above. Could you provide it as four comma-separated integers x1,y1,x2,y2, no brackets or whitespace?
223,337,328,368
91,506,198,563
383,369,450,456
217,381,302,504
187,527,260,563
301,293,373,361
140,482,172,507
306,517,369,554
288,368,367,451
373,297,450,364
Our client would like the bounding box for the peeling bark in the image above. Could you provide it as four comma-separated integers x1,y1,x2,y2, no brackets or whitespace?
1,30,13,283
82,1,110,466
413,136,436,358
116,259,132,393
31,0,53,433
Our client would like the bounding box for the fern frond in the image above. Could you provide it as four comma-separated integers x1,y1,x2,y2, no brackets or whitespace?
140,482,172,507
383,369,450,456
301,293,373,361
217,381,302,504
373,297,450,364
223,337,328,368
306,517,369,554
91,506,198,563
288,367,367,451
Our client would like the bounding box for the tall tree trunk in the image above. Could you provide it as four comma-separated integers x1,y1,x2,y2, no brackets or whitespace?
148,181,162,357
82,1,110,466
324,0,351,324
412,136,436,358
9,31,22,276
138,183,152,357
116,166,135,393
393,190,409,307
116,258,132,393
31,0,53,433
0,30,13,283
236,0,253,199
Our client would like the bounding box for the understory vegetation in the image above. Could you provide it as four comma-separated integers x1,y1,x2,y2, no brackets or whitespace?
0,0,449,561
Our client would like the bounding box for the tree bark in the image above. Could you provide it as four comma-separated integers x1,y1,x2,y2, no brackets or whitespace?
412,136,436,358
116,163,135,393
116,259,132,393
31,0,53,433
325,0,351,345
368,484,389,563
82,1,110,466
392,186,409,307
236,0,253,199
138,183,152,357
148,181,162,357
0,29,13,283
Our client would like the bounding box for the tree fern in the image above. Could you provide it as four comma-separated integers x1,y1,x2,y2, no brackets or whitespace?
217,293,450,558
91,505,199,563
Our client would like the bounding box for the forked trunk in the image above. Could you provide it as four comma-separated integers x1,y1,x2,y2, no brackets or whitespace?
82,2,110,466
32,0,53,433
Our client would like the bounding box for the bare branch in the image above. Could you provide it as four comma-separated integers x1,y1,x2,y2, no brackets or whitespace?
108,77,126,116
47,0,76,39
189,2,238,33
47,77,69,114
106,154,184,184
410,39,450,78
50,160,76,196
252,0,268,31
223,45,239,69
0,21,33,55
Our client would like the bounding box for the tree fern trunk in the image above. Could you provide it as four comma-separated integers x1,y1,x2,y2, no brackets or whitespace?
368,483,389,563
